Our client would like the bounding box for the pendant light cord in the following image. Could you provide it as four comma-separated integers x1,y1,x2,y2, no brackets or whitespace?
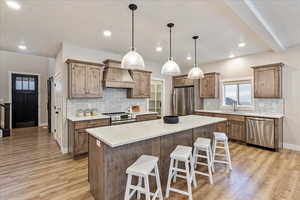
169,26,172,59
194,38,197,67
131,9,135,50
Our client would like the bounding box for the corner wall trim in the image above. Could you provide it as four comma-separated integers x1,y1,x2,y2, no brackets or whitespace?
283,143,300,152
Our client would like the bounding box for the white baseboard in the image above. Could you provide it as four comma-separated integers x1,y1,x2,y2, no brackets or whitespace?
283,143,300,151
39,122,48,127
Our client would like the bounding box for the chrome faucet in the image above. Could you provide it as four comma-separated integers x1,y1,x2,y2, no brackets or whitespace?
233,101,238,112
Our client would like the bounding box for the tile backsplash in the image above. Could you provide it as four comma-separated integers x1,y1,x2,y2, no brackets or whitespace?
203,98,284,114
67,88,147,117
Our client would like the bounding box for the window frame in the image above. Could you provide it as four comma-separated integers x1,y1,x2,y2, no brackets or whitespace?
220,77,254,110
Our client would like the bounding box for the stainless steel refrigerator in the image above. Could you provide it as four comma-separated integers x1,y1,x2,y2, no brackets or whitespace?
172,87,194,116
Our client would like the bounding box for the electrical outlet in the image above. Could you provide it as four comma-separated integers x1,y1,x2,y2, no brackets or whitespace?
96,140,101,147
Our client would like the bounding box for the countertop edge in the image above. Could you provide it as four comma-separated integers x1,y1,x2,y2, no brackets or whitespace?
194,110,284,119
86,117,227,148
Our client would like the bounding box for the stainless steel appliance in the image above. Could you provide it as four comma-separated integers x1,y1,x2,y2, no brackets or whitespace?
102,112,136,125
172,87,194,116
246,117,275,148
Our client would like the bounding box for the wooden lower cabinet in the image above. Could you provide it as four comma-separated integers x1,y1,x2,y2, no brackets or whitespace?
136,114,158,121
68,119,110,158
229,120,245,142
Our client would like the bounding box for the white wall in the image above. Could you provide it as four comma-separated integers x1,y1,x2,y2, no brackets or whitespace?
0,50,53,126
193,46,300,149
54,42,172,152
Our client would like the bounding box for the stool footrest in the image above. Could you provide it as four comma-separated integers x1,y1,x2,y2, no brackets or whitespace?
215,153,226,157
195,161,209,166
195,154,208,159
195,171,210,177
169,187,190,197
173,167,187,173
214,160,229,164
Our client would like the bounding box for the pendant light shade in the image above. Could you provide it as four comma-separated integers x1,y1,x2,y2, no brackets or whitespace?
188,36,204,79
121,4,145,70
161,23,181,76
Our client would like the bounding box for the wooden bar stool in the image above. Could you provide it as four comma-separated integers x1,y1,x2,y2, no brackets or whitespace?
212,132,232,170
165,145,197,200
124,155,163,200
193,137,214,184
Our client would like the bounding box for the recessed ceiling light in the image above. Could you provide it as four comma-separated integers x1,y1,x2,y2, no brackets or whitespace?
6,1,21,10
186,56,192,60
18,45,27,50
238,42,246,47
155,46,162,52
229,54,235,58
103,30,112,37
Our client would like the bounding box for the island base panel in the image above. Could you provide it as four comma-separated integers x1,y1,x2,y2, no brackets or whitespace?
89,123,218,200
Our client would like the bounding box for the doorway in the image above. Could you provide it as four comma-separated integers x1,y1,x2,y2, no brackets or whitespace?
149,79,164,116
11,73,38,128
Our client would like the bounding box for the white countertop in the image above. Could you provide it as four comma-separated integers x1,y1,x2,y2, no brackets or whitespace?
67,114,110,122
195,109,284,119
86,115,226,148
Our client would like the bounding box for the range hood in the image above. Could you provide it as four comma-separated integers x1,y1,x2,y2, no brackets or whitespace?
103,59,135,88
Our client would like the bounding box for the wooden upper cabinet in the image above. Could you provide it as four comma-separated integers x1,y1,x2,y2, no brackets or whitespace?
173,75,194,87
252,63,283,98
127,70,152,98
199,72,220,98
67,59,104,99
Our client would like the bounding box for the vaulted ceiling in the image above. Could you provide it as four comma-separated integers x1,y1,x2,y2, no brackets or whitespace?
0,0,299,68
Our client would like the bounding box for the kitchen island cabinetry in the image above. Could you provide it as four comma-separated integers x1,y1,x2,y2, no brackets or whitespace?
86,115,226,200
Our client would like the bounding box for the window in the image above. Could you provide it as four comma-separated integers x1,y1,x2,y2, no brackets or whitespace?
223,80,252,106
15,76,36,91
149,80,163,116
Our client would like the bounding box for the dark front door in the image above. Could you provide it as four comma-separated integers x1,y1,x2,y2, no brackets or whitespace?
12,74,38,128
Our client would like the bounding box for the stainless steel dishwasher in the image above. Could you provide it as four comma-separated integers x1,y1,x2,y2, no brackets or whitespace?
246,117,275,148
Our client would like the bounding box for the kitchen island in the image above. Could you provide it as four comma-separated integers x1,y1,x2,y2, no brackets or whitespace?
86,115,226,200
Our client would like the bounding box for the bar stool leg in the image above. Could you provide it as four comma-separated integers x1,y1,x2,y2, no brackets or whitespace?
124,174,132,200
165,158,174,198
189,154,197,188
173,159,179,183
154,165,163,200
137,176,142,200
209,146,215,173
206,148,213,184
225,140,233,170
185,160,193,200
144,176,151,200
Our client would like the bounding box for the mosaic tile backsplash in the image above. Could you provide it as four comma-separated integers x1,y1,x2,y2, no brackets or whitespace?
67,88,147,117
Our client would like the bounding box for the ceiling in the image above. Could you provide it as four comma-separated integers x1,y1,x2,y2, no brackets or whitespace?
0,0,299,68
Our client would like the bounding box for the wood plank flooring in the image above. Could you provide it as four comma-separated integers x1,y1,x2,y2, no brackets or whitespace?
0,127,299,200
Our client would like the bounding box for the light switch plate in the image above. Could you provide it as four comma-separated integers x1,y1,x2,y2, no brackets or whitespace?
96,140,101,147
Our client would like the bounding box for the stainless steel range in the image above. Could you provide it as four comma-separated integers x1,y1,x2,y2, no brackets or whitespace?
102,112,136,125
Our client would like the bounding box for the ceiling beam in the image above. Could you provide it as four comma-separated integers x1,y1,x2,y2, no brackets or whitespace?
224,0,286,52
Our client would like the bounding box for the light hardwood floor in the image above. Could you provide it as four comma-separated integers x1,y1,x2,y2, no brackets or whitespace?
0,127,299,200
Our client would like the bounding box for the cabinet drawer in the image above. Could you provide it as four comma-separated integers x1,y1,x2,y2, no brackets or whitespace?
136,114,157,121
229,115,245,122
74,119,110,129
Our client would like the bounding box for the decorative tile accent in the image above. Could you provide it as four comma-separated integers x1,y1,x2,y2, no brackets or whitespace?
67,88,147,117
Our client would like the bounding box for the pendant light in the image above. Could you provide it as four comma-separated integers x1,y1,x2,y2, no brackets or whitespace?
121,4,145,70
161,23,181,76
188,36,204,79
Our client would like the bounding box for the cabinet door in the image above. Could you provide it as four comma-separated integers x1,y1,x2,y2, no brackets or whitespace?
216,121,228,135
132,71,142,97
254,67,281,98
74,130,88,155
70,63,86,98
140,72,151,97
86,65,103,97
200,75,214,98
229,120,245,141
